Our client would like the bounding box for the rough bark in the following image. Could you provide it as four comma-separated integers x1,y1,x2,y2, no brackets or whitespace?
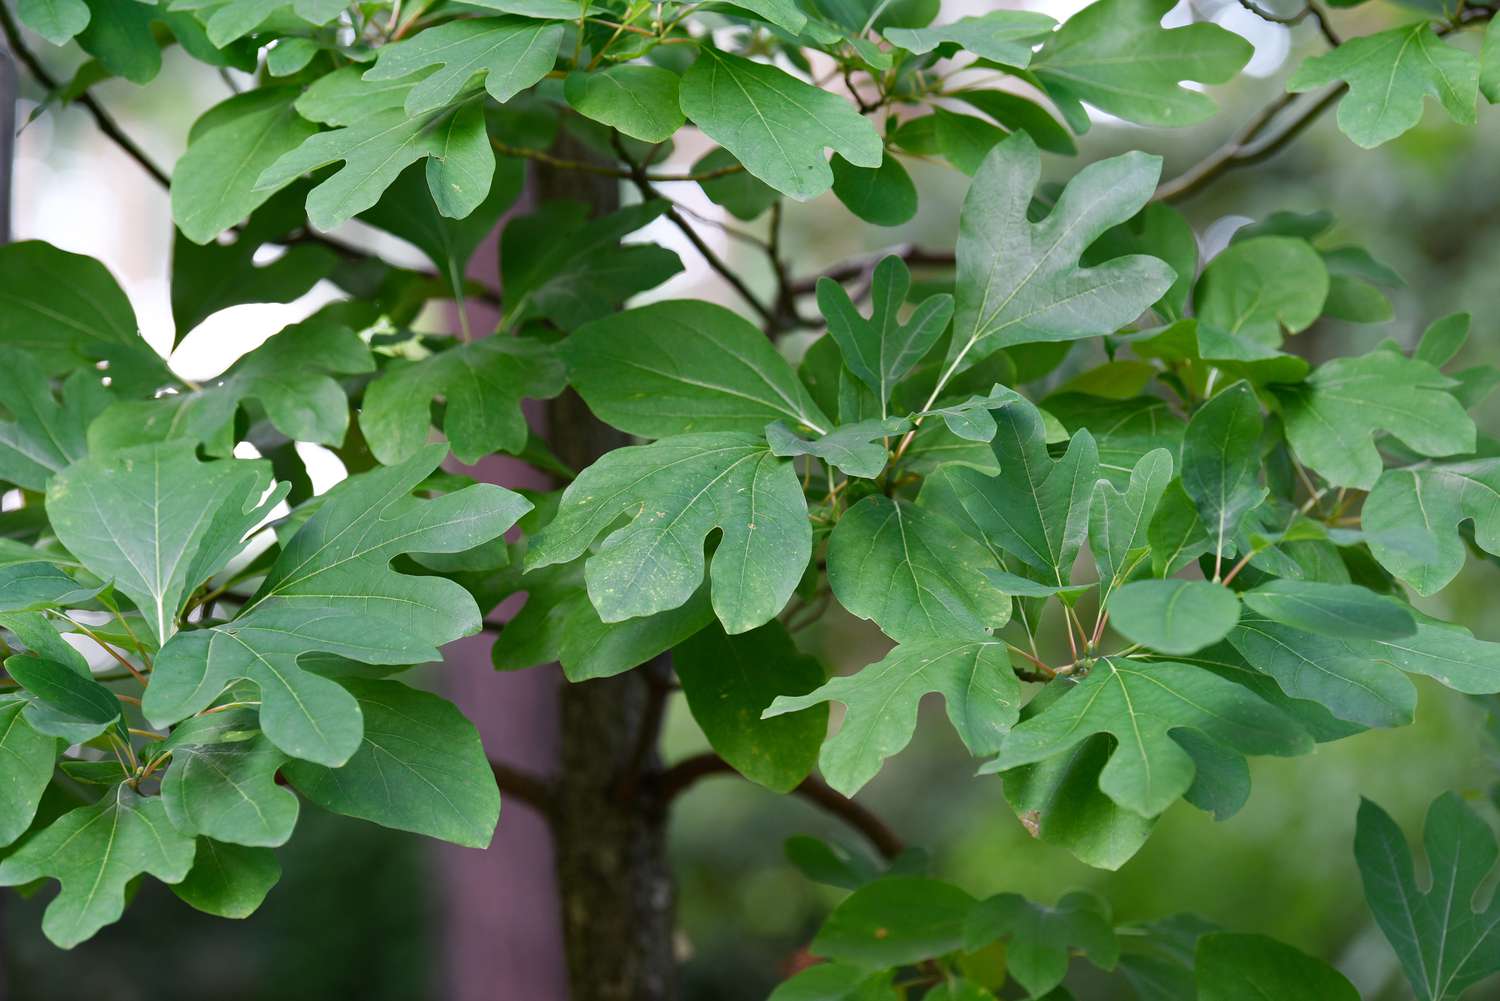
538,138,679,1001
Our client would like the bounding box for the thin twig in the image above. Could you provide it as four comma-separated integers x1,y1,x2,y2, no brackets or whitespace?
491,759,554,817
658,752,904,860
0,5,170,186
615,138,777,325
1237,0,1341,48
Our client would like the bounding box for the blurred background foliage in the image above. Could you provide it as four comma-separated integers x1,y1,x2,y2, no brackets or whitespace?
3,0,1500,998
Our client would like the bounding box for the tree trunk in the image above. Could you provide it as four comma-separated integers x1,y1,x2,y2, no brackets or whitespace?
538,139,680,1001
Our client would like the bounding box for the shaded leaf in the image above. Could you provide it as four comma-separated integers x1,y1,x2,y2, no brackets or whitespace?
361,336,565,465
765,638,1018,797
984,659,1311,817
565,300,829,438
0,786,195,949
676,621,826,793
283,679,500,849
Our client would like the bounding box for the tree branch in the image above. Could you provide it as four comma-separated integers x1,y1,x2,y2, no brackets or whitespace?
658,752,905,861
491,137,744,183
615,138,778,326
491,758,554,817
0,5,169,186
1156,6,1495,202
1237,0,1341,48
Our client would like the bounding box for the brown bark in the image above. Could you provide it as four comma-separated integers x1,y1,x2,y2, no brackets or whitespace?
538,137,680,1001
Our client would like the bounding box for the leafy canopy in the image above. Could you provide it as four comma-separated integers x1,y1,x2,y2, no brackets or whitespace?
6,0,1500,988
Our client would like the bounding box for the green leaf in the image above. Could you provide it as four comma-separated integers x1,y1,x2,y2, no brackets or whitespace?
694,148,780,221
283,679,500,849
525,433,810,635
565,65,684,143
0,563,101,613
75,0,159,84
764,638,1018,797
1364,459,1500,595
963,891,1118,997
675,621,827,793
812,876,976,967
1356,794,1500,1001
6,654,122,745
1181,382,1265,568
1241,580,1415,640
170,187,338,340
0,348,108,491
0,699,58,847
947,132,1173,375
768,963,897,1001
491,561,715,681
1288,23,1479,148
565,300,830,437
1226,613,1415,728
1031,0,1252,127
192,0,347,47
920,400,1098,586
1416,312,1470,367
885,10,1055,67
360,157,526,305
144,446,530,765
827,496,1010,643
1483,17,1500,103
0,785,196,949
998,702,1155,869
363,17,563,115
159,713,299,848
500,202,682,331
171,86,321,244
361,336,565,465
171,840,280,920
1109,579,1241,656
984,659,1311,817
1195,237,1329,347
47,443,284,645
257,99,495,230
295,66,414,127
1090,448,1173,593
0,242,170,395
1195,932,1358,1001
678,48,883,201
829,155,918,227
1277,350,1474,490
765,418,907,480
19,0,90,45
99,318,374,454
816,256,953,415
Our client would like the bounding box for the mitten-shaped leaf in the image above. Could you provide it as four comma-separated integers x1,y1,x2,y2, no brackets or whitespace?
983,659,1311,817
1032,0,1252,128
1277,350,1473,490
947,132,1173,377
1289,24,1479,148
1364,459,1500,594
144,447,529,765
525,433,810,635
48,443,286,644
1356,794,1500,1000
765,639,1018,796
361,337,565,465
0,786,196,948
